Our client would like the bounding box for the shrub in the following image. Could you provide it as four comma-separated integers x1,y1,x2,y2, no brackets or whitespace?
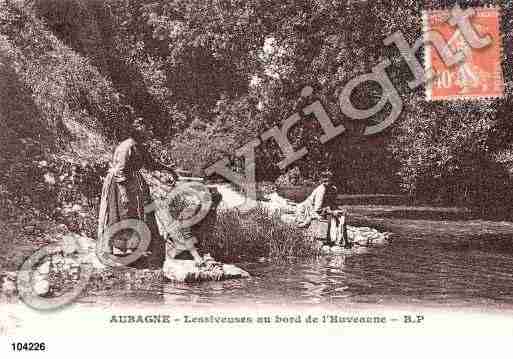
198,206,317,263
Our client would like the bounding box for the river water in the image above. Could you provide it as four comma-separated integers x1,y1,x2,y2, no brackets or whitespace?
81,185,513,310
87,231,513,310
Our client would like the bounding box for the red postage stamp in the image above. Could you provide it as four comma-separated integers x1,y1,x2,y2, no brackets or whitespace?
423,7,504,101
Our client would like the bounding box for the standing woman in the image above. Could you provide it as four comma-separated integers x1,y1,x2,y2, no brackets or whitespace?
98,109,178,269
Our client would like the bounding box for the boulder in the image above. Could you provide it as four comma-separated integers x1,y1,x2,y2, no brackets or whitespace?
37,261,51,275
33,276,50,296
347,225,390,247
163,259,250,283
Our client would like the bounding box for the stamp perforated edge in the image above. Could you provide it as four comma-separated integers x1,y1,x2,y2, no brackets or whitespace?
423,5,505,102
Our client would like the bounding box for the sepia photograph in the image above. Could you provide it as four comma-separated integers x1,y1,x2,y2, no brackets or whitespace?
1,0,513,355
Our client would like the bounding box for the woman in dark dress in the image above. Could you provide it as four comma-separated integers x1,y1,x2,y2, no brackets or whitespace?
98,116,178,269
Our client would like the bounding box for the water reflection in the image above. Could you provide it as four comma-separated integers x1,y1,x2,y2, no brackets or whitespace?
85,234,513,309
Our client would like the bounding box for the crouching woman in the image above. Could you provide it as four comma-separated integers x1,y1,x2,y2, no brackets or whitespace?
294,171,349,247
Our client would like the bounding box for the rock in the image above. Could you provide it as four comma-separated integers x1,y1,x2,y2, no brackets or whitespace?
163,259,250,283
352,233,366,245
350,246,370,255
33,277,50,296
369,234,387,245
37,261,51,275
163,260,190,282
222,264,250,278
368,233,382,241
330,246,345,255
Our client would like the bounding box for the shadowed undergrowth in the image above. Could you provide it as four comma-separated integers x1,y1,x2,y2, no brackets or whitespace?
197,206,316,263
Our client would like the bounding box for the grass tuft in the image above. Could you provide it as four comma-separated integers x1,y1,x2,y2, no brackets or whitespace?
197,206,317,263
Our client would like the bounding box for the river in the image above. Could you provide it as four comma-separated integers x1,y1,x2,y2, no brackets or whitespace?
85,229,513,310
80,185,513,310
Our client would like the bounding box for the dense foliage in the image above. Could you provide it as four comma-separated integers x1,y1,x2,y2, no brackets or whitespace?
1,0,513,218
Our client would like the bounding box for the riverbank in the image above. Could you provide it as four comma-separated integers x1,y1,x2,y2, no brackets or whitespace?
242,182,513,251
4,183,513,313
4,182,513,295
5,182,513,271
342,204,513,246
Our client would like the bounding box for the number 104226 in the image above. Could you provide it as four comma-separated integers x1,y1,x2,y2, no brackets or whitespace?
11,342,46,351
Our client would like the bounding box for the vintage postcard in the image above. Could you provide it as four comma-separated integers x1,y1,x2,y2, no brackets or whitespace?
1,0,513,357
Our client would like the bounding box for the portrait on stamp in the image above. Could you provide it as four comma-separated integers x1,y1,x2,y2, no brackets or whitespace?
424,7,504,100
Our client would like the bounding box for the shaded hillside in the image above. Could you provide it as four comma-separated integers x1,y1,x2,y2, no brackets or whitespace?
0,0,120,217
1,0,513,219
34,0,172,138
